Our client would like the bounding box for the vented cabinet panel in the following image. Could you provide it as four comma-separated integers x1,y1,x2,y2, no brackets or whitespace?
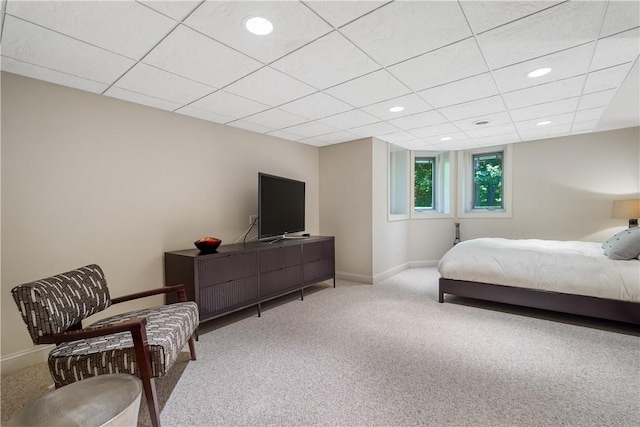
303,240,333,263
199,276,259,320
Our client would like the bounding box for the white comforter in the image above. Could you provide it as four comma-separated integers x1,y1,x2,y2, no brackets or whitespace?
437,238,640,302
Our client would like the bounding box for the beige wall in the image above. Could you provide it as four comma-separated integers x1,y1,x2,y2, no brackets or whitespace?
319,138,373,282
372,137,409,280
1,73,320,369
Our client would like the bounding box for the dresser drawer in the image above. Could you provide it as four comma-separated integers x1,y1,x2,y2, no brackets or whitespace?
197,252,258,285
260,265,302,297
259,245,301,273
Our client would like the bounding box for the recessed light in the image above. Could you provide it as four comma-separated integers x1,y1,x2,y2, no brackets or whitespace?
389,106,404,113
244,16,273,35
474,120,490,126
537,120,552,126
441,137,452,141
527,67,551,78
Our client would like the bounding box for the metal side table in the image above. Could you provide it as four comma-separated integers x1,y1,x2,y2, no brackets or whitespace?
6,374,142,427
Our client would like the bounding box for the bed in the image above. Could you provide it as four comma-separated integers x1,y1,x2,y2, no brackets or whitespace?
437,233,640,325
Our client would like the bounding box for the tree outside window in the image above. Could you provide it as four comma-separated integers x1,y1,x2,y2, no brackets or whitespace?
473,152,503,209
414,157,435,210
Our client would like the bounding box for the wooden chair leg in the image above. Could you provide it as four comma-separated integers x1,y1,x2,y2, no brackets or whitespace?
131,320,161,427
188,334,197,360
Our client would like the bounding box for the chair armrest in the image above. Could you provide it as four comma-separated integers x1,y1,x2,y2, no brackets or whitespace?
38,318,147,345
111,284,188,304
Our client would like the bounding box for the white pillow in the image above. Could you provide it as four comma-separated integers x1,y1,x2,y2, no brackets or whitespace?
604,227,640,260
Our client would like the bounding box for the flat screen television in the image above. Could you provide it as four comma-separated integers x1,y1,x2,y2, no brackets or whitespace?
258,173,305,241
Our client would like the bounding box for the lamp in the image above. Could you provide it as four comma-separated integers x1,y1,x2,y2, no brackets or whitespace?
612,199,640,228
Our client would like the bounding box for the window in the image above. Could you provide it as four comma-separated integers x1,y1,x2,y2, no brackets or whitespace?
388,146,409,219
458,145,512,218
414,156,435,211
472,151,503,209
411,150,451,217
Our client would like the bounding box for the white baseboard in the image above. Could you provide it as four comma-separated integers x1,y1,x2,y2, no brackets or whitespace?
373,263,410,284
336,271,373,284
408,260,439,268
1,344,53,374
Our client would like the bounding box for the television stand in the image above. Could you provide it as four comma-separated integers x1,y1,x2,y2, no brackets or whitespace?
164,236,335,323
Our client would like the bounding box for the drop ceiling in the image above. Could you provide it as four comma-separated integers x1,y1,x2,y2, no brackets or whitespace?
1,0,638,150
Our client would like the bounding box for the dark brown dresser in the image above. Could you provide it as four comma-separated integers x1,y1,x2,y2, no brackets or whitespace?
164,236,335,323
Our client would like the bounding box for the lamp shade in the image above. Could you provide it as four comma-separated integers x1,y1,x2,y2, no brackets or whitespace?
612,199,640,219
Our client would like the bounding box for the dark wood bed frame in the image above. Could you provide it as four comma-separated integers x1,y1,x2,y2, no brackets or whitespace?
439,278,640,326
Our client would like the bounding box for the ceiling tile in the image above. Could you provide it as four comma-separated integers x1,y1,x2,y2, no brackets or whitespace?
6,0,176,60
515,112,575,132
491,43,594,93
143,25,262,89
591,27,640,71
324,69,410,107
1,56,109,93
271,31,380,90
578,89,617,111
189,90,270,119
227,120,275,134
175,106,235,124
139,1,201,22
417,73,499,109
278,92,353,121
409,122,461,139
387,110,449,130
317,109,379,129
348,121,399,137
571,120,599,134
453,111,513,131
1,16,135,84
473,133,522,147
303,1,388,28
476,1,605,69
439,96,506,122
377,131,416,144
584,63,633,94
393,140,440,151
113,63,214,105
282,121,338,138
575,107,606,123
297,138,334,147
465,123,516,139
599,0,640,38
242,108,309,130
224,67,316,107
388,38,488,91
509,97,580,122
311,130,361,144
502,76,585,110
266,129,306,141
340,1,471,66
183,0,332,63
104,87,182,111
360,94,432,121
518,123,572,141
460,1,564,34
431,137,478,150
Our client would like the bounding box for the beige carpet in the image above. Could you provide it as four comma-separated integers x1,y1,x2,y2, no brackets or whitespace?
2,268,639,426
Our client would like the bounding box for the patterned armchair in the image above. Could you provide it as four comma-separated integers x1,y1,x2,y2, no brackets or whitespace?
11,264,199,427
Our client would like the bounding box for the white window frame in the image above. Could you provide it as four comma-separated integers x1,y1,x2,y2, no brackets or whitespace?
388,145,410,221
410,150,453,219
457,145,512,218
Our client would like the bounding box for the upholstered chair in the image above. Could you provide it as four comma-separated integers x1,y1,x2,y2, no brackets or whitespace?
11,264,198,427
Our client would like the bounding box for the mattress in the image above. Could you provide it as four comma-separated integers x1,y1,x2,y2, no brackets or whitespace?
437,238,640,302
